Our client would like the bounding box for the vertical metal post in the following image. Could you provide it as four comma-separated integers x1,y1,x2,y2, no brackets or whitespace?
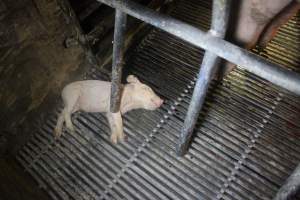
110,9,127,113
176,0,231,156
273,163,300,200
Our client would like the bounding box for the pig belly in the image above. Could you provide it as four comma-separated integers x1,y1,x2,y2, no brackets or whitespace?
77,81,111,113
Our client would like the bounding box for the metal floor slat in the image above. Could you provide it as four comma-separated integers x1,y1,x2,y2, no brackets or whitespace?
17,0,300,199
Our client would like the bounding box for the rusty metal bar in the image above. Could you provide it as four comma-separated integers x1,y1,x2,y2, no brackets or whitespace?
176,0,231,156
96,0,300,95
110,9,127,112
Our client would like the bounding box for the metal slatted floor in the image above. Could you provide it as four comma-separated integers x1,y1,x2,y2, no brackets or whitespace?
17,1,300,199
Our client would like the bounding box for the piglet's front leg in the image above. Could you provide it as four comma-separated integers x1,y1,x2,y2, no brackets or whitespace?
106,112,125,144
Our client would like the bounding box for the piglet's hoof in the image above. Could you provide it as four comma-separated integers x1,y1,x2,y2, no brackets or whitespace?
67,126,75,135
124,134,128,141
111,133,118,144
54,128,62,140
117,131,126,142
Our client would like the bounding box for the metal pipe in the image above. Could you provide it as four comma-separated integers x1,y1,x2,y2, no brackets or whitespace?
110,9,127,112
211,0,231,37
176,0,231,156
96,0,300,95
273,163,300,200
176,53,221,155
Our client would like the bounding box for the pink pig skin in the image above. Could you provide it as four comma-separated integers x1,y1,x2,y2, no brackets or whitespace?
233,0,294,49
220,0,299,77
54,75,163,144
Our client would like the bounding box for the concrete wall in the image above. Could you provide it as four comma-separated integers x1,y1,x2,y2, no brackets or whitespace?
0,0,91,155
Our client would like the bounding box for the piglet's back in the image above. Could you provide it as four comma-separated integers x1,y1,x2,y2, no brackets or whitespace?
63,80,112,113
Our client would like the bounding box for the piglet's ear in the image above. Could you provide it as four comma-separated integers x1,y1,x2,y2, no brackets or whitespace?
126,75,140,83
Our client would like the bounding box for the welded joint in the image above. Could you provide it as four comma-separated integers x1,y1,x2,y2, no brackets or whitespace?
208,29,221,37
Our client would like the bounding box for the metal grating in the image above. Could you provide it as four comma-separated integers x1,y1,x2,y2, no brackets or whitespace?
17,0,300,200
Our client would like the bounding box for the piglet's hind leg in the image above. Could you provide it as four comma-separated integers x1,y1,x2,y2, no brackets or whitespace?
62,92,80,134
64,111,75,134
54,108,66,138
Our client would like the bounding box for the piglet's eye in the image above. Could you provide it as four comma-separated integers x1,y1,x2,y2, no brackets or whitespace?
143,86,151,91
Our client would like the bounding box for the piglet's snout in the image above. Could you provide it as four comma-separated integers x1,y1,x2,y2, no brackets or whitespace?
158,99,164,106
152,98,164,107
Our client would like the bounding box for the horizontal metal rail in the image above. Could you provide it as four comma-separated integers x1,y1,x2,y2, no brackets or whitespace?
96,0,300,95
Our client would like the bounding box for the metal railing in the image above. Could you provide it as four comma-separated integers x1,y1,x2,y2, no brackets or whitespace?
96,0,300,199
110,9,127,112
176,0,230,156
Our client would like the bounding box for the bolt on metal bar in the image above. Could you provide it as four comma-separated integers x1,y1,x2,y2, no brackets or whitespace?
176,0,231,156
273,163,300,200
110,9,127,112
96,0,300,95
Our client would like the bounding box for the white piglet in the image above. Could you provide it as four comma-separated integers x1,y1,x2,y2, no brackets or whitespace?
54,75,163,143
